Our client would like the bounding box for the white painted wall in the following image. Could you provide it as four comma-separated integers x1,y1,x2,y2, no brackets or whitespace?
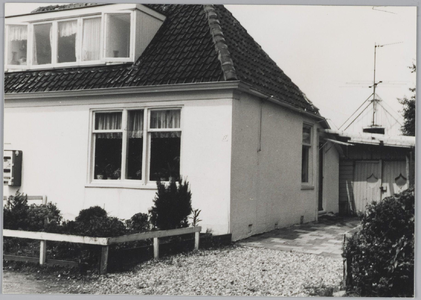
230,92,325,241
4,90,232,236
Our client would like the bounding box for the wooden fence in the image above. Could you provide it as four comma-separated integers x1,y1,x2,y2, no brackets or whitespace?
3,226,201,274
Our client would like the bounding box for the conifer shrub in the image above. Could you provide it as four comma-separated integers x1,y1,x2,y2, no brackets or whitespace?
149,179,192,230
343,188,414,297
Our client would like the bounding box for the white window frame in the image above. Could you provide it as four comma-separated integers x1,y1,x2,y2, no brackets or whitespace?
88,107,182,188
5,11,135,71
102,11,135,62
301,123,314,189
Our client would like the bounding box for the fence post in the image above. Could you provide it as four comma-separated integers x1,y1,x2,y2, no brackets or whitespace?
39,195,48,266
100,246,109,275
153,237,159,259
194,231,200,250
39,240,47,265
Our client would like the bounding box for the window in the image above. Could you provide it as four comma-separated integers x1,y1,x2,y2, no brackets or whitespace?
82,17,101,61
91,108,181,184
57,20,77,63
7,25,28,66
33,23,52,65
149,110,181,181
6,11,133,69
105,13,131,58
301,124,312,183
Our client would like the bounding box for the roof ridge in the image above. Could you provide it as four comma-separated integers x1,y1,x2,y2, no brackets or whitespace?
203,5,237,81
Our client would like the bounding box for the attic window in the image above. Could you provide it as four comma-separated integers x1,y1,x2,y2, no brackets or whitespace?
6,11,134,70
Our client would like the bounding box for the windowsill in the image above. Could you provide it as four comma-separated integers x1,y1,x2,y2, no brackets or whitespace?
301,184,315,190
85,181,158,190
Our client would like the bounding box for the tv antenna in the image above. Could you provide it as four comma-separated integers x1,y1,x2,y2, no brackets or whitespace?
339,42,403,133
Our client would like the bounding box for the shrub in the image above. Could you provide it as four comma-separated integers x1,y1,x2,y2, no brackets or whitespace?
26,203,63,232
3,191,29,230
149,179,192,230
343,188,414,297
65,206,126,237
126,213,150,233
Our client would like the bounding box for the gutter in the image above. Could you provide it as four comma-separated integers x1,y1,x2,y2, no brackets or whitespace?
238,82,330,128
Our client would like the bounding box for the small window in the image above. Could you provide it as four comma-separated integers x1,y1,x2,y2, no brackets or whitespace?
302,124,312,183
33,23,52,65
7,25,28,66
105,13,131,58
57,20,77,63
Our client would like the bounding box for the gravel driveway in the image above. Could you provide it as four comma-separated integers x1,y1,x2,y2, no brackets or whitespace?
65,245,343,296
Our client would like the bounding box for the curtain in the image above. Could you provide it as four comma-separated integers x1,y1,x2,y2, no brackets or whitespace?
128,110,143,138
150,110,181,129
9,25,27,41
82,18,101,61
96,112,122,139
58,20,77,38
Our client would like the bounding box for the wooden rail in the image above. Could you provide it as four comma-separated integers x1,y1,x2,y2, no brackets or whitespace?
3,226,201,274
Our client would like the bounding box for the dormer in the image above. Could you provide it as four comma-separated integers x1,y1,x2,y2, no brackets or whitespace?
5,4,165,71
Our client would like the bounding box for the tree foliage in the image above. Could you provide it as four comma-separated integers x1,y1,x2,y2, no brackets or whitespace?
398,64,416,136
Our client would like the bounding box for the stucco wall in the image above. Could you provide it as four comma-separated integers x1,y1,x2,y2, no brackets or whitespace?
3,91,232,235
230,92,324,241
321,142,340,213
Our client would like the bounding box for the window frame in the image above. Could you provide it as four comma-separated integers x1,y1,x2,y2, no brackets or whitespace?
301,123,314,188
88,107,183,188
5,10,135,71
102,11,135,62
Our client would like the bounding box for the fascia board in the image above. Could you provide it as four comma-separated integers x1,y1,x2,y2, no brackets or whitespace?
4,81,242,101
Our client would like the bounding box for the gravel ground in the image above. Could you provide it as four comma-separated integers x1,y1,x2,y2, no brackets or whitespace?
66,245,343,296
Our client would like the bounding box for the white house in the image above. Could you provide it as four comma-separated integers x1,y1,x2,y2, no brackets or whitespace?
3,3,340,241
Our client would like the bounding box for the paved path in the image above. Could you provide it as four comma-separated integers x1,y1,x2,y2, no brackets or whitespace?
239,216,360,258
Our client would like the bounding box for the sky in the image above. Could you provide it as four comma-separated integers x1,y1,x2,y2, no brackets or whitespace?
4,3,417,135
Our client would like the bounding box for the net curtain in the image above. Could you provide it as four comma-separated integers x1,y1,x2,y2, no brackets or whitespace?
150,110,181,138
9,26,27,41
96,112,122,139
82,18,101,61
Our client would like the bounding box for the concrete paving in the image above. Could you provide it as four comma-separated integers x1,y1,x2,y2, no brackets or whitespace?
239,216,360,258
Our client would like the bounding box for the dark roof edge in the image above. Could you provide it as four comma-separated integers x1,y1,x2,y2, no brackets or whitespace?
203,5,237,81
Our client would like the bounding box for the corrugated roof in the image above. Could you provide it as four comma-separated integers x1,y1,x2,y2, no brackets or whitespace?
5,4,319,115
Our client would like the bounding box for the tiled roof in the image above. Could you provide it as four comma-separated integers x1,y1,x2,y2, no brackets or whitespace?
5,4,319,115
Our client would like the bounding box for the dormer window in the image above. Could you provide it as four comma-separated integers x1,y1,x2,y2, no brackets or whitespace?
5,4,165,71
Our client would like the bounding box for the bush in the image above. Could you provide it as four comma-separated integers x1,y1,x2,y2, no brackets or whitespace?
63,206,126,237
149,179,192,230
26,203,63,232
3,191,29,230
126,213,150,233
343,188,414,297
